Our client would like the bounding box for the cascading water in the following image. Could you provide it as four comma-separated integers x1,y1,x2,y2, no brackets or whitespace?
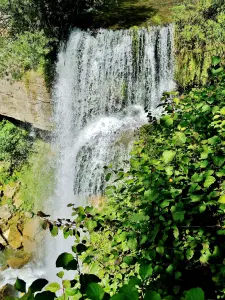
45,26,175,281
53,25,175,209
0,25,175,287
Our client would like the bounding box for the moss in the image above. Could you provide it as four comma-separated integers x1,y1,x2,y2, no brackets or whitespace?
173,1,225,89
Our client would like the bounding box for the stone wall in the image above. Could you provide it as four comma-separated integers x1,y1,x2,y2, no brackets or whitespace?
0,72,52,130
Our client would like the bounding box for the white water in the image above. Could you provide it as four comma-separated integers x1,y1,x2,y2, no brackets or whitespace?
0,26,175,287
53,26,174,208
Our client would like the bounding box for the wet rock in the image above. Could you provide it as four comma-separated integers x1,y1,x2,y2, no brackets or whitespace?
0,284,17,299
0,205,12,221
24,211,33,218
0,72,52,130
3,183,18,200
7,226,22,249
22,217,45,253
5,248,32,269
13,192,23,208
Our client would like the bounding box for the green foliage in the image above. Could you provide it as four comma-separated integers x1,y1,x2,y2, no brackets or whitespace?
174,0,225,88
0,31,52,80
11,60,225,300
0,120,32,172
5,0,90,39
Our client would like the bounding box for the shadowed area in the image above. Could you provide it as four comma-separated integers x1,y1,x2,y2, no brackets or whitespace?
77,0,183,29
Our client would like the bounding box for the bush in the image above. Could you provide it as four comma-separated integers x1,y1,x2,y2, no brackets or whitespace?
0,31,52,79
174,0,225,88
0,120,33,173
10,58,225,300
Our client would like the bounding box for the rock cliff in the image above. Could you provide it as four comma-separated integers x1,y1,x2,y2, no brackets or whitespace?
0,72,52,130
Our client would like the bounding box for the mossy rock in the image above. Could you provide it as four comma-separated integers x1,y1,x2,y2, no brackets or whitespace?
4,248,32,269
0,284,17,300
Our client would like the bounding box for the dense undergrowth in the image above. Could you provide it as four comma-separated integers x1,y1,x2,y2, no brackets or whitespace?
174,0,225,89
9,58,225,299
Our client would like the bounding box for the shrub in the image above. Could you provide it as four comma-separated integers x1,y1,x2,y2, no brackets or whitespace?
0,31,52,79
0,120,33,173
174,0,225,88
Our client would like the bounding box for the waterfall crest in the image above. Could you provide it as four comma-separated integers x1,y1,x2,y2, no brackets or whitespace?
53,26,175,208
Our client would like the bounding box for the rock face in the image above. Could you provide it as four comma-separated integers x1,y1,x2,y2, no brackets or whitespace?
0,71,52,130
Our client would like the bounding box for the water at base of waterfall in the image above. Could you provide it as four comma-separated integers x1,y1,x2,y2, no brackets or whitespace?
0,26,175,287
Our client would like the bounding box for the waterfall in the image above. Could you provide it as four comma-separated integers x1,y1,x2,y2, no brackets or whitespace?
53,25,175,210
44,26,175,281
0,25,175,287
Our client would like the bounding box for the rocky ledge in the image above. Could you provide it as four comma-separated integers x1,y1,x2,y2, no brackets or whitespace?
0,71,52,130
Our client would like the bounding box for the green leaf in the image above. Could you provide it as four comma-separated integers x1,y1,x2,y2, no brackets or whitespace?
172,211,185,222
139,264,153,280
191,173,203,183
80,274,101,294
208,136,220,145
56,271,64,279
173,226,179,239
34,291,55,300
105,173,111,182
186,249,194,260
218,195,225,204
201,104,210,112
50,225,58,237
156,246,164,255
20,294,35,300
162,150,176,164
185,287,204,300
175,271,182,279
212,56,221,66
65,288,77,296
45,282,61,293
160,200,170,208
76,243,88,254
199,205,206,213
128,277,141,287
203,176,215,188
190,195,202,202
15,278,26,293
161,115,173,127
217,229,225,235
173,132,186,145
110,294,124,300
213,156,225,167
119,285,139,300
123,256,134,265
166,264,174,274
211,67,223,75
29,279,48,293
86,283,104,300
144,291,161,300
56,253,77,270
127,238,137,250
86,220,97,232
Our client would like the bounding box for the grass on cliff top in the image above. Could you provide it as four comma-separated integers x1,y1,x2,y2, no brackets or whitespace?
91,0,184,28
